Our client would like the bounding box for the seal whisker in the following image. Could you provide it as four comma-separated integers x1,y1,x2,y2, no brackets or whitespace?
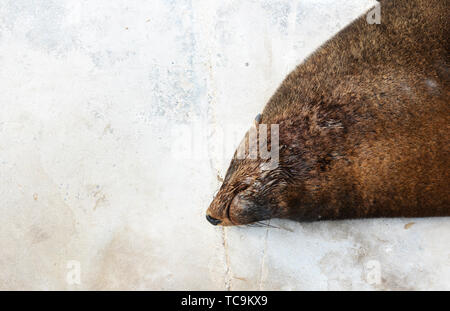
254,221,280,229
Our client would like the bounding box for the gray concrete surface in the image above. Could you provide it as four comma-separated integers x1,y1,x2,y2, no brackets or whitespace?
0,0,448,290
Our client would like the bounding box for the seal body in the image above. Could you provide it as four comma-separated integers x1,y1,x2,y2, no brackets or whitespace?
206,0,450,226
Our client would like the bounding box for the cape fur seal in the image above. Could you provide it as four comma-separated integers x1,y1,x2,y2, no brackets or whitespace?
206,0,449,226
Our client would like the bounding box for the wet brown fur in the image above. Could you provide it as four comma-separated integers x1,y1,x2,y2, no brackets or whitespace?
207,0,450,226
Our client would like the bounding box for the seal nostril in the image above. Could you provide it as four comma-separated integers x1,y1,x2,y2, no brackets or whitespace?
206,214,222,225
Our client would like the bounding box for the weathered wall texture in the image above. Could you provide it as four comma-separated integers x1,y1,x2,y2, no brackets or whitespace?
0,0,448,290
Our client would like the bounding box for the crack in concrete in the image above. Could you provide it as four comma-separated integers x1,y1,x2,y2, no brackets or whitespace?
258,220,270,290
221,227,232,290
192,2,233,291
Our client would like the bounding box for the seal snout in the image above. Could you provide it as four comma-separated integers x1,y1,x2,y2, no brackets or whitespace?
206,214,222,226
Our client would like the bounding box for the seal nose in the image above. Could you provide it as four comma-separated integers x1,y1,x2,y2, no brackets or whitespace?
206,214,222,226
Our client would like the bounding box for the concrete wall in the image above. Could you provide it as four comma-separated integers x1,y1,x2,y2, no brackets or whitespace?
0,0,448,290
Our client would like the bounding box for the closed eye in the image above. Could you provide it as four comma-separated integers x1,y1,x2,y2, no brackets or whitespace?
223,159,244,184
225,183,250,224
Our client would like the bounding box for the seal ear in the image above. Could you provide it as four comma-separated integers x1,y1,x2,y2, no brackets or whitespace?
254,113,262,126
